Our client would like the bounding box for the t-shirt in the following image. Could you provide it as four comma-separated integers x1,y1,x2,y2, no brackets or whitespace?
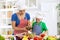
11,13,30,26
32,21,48,33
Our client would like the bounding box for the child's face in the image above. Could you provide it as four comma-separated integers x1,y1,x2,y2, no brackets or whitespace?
36,18,40,23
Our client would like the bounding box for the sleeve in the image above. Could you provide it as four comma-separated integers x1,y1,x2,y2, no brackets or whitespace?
32,22,34,28
26,13,30,20
32,22,36,28
11,14,16,21
42,22,48,31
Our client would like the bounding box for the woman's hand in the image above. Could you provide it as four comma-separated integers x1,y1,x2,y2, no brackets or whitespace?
26,26,32,30
14,27,21,30
23,27,27,31
12,25,27,31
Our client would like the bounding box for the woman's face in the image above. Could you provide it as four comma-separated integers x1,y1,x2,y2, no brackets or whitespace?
18,9,25,15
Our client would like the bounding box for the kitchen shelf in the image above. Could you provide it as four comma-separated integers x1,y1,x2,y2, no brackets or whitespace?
0,0,14,35
0,0,14,27
0,9,14,11
0,26,13,35
0,25,12,28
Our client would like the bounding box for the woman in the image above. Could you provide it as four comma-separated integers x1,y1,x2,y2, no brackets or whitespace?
11,5,30,35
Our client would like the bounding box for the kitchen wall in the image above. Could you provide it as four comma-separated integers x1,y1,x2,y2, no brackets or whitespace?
37,0,58,35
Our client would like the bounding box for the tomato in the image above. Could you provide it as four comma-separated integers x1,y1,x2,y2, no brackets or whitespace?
33,37,40,40
40,34,45,38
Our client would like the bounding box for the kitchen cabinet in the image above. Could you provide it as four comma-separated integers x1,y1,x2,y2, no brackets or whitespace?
0,0,15,35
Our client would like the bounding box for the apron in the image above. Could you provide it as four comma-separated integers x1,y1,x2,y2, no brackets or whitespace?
14,18,28,35
32,23,42,35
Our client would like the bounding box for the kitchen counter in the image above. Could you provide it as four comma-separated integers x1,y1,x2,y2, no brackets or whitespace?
0,34,60,40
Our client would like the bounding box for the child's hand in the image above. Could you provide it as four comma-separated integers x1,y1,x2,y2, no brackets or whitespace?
40,33,45,38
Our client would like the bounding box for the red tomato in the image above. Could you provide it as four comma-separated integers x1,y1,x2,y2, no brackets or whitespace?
33,37,40,40
40,34,45,38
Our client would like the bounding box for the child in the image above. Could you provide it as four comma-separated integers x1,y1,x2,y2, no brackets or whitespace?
32,15,48,35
